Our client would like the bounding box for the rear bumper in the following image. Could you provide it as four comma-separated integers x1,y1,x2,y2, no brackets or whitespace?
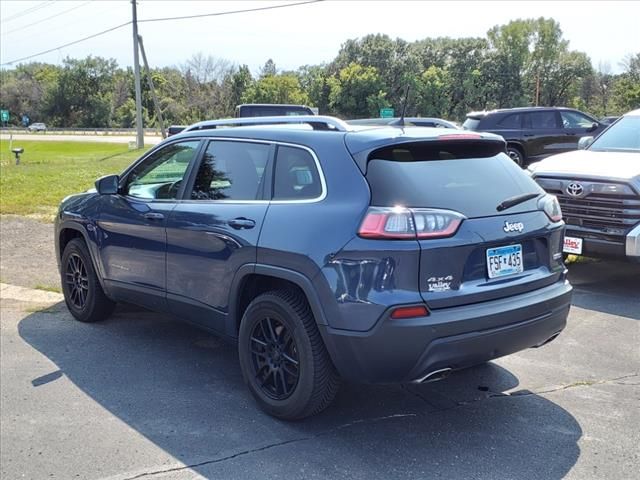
319,280,572,383
565,224,640,263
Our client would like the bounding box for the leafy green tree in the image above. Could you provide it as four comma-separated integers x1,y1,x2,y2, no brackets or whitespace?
415,65,450,117
610,53,640,113
328,62,388,118
242,73,309,105
334,34,421,112
296,64,330,113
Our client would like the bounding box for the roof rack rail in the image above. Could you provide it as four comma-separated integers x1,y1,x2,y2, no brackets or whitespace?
183,115,350,133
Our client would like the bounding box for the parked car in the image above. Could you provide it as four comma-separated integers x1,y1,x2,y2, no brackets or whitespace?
347,117,458,129
235,103,316,117
167,104,318,136
27,122,46,132
529,108,640,262
463,107,607,166
600,116,620,125
55,115,572,419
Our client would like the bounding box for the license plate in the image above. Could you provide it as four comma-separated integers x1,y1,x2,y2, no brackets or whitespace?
486,244,523,279
563,236,583,254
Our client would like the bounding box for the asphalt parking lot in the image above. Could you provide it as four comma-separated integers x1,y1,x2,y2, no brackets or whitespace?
1,248,638,478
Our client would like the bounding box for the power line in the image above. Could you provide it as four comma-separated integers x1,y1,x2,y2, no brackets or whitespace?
0,0,324,66
138,0,324,23
2,1,94,37
1,21,131,66
1,1,55,24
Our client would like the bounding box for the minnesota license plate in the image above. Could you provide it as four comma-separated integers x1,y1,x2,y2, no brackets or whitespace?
486,244,523,279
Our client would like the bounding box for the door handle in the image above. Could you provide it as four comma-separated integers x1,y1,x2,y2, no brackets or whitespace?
228,217,255,229
143,212,165,220
523,133,534,137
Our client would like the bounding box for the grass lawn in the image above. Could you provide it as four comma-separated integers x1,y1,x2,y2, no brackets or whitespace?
0,140,150,219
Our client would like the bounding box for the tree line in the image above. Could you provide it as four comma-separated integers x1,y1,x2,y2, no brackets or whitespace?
1,18,638,128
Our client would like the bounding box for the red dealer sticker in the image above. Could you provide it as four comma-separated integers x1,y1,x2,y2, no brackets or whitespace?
563,236,583,255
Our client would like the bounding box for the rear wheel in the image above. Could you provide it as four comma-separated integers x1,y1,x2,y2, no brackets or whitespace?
507,145,525,167
61,238,115,323
238,290,340,420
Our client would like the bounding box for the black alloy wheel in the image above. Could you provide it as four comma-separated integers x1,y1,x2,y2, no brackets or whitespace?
65,253,89,309
249,316,300,400
238,290,340,420
61,238,115,323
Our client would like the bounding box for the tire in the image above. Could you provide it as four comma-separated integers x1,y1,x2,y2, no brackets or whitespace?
507,145,525,167
61,238,115,323
238,290,340,420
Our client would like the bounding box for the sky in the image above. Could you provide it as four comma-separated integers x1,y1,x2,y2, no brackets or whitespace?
1,0,639,74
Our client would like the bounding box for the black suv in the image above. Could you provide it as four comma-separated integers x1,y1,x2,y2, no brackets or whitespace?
55,116,572,419
463,107,606,166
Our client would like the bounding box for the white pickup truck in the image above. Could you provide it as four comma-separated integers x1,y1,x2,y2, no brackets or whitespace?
528,109,640,263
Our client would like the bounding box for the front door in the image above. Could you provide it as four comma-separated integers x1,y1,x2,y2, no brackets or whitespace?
97,139,202,310
166,139,272,334
560,110,600,151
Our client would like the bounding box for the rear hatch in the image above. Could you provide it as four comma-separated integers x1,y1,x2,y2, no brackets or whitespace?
362,137,565,309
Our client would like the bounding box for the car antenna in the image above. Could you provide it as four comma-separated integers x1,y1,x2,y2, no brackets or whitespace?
390,85,410,127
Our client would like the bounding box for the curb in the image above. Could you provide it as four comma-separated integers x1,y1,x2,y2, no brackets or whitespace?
0,283,64,304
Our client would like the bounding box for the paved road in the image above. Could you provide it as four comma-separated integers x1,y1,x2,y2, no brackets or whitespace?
0,132,162,145
0,257,638,479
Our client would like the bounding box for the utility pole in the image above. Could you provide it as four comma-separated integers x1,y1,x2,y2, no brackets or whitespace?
535,73,540,107
138,34,167,139
131,0,144,148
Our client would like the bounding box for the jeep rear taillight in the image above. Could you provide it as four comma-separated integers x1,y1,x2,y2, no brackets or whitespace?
539,194,563,222
358,207,465,240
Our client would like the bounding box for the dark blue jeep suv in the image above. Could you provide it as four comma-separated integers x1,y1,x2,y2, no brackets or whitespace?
55,116,572,419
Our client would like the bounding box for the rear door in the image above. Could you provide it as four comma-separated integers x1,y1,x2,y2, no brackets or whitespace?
165,139,272,333
522,110,565,160
364,139,565,310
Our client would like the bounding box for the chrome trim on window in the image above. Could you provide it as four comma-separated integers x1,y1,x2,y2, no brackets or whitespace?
180,137,327,205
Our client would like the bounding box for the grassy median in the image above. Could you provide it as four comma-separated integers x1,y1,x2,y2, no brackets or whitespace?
0,140,149,219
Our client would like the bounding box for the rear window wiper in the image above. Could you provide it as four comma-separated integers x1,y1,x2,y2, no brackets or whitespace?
496,192,542,212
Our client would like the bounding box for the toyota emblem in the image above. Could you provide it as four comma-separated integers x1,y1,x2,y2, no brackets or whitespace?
566,182,584,197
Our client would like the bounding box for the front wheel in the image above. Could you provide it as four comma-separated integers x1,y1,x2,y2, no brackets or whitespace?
238,290,340,420
61,238,115,323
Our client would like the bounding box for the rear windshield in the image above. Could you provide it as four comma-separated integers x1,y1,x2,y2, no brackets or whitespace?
462,118,481,130
366,142,543,218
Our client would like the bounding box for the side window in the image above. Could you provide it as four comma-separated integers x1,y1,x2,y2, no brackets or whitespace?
561,111,595,128
273,146,322,200
125,141,200,200
526,111,559,129
496,113,522,129
190,141,270,201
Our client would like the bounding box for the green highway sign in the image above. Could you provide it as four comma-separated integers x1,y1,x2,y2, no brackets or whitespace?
0,110,9,122
379,108,394,118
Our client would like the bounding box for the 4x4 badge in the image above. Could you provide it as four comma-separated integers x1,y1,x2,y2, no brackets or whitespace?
503,221,524,233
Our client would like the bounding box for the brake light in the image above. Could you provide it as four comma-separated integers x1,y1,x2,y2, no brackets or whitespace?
358,207,465,240
391,305,429,319
437,133,482,140
539,195,562,222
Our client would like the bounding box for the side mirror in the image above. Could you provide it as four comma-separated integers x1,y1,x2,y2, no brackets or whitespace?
95,174,119,195
587,122,598,132
578,136,594,150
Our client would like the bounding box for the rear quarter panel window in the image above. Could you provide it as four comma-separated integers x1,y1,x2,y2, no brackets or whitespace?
273,146,322,200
